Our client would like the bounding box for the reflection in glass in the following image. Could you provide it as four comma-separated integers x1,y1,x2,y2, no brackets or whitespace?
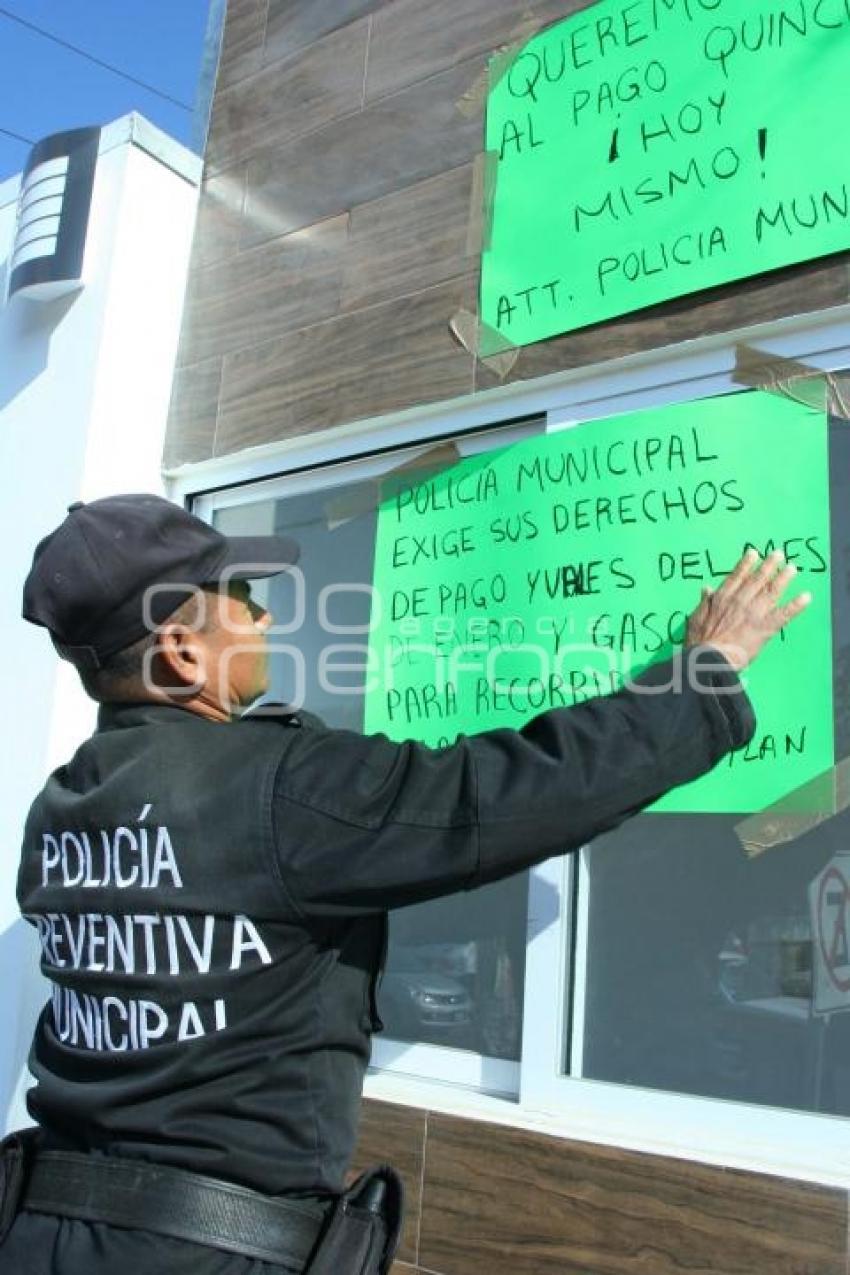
383,879,527,1061
579,812,849,1113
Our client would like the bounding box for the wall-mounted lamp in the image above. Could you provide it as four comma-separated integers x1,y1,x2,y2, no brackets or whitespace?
9,125,100,302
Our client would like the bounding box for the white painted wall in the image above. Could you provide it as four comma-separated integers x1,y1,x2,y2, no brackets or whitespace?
0,115,201,1132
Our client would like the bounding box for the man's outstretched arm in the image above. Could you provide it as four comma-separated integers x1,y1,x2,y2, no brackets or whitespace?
269,550,809,915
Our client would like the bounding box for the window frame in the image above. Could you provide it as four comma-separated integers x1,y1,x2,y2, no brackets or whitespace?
177,302,850,1189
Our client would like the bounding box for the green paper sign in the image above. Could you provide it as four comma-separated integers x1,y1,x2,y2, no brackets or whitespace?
365,391,833,814
480,0,850,348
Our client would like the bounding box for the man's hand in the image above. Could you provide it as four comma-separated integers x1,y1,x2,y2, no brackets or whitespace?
686,549,812,671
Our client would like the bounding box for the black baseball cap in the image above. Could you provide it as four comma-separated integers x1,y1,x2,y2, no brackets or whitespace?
22,493,300,670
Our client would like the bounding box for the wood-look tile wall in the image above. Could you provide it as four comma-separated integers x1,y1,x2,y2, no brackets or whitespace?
163,0,850,467
352,1099,848,1275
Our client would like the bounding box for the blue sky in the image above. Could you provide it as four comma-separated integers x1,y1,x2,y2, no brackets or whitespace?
0,0,213,183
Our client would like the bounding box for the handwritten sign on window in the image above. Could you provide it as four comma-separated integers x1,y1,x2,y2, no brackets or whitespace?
365,391,833,814
480,0,850,347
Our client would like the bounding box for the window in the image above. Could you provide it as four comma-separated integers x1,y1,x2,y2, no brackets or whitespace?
573,411,850,1117
186,314,850,1182
210,439,541,1095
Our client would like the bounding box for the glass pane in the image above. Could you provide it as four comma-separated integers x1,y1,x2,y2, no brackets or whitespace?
578,409,850,1115
212,466,528,1064
383,876,526,1060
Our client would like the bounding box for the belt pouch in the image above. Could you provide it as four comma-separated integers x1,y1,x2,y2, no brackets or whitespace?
0,1128,40,1243
307,1165,404,1275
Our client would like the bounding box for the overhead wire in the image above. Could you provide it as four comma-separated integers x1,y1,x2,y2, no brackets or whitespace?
0,5,193,111
0,124,33,146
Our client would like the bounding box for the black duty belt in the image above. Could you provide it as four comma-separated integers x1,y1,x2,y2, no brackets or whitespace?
22,1150,328,1268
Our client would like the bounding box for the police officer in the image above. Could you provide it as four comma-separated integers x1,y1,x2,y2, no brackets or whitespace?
1,494,808,1274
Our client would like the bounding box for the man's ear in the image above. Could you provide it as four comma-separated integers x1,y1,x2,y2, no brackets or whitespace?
149,624,208,693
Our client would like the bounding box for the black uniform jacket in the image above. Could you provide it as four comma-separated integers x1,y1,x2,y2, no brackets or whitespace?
16,649,754,1197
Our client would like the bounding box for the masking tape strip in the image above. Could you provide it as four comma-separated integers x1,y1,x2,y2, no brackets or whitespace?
462,150,504,367
490,10,561,93
735,757,850,859
732,344,828,413
827,372,850,421
324,480,382,530
449,308,520,380
455,11,542,119
467,150,500,259
323,443,461,530
477,314,520,361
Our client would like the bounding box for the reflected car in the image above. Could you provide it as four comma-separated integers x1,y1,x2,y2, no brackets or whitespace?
380,958,473,1037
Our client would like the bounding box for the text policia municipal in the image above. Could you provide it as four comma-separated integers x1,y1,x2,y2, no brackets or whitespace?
26,812,274,1053
391,425,729,576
